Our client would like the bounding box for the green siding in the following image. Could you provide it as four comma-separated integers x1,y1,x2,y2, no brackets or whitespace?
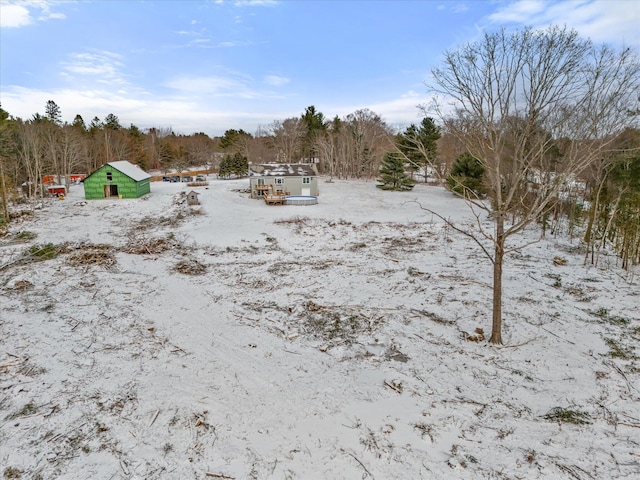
84,165,150,199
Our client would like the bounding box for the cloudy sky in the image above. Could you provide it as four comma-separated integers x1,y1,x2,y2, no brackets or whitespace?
1,0,638,136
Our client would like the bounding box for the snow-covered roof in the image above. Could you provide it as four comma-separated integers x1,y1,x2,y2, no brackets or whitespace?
249,163,317,177
107,160,151,181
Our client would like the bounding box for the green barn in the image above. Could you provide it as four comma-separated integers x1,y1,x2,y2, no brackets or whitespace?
83,160,151,199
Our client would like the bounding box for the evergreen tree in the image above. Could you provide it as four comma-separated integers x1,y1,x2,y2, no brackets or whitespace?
89,116,103,133
396,117,441,182
45,100,62,125
0,104,13,226
377,152,415,191
128,124,147,168
300,105,326,162
72,114,86,131
219,152,248,178
104,113,121,130
446,152,485,197
219,129,252,154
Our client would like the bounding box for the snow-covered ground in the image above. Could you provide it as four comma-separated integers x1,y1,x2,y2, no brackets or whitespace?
1,177,638,479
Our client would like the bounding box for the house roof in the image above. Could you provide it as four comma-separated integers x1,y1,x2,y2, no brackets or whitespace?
106,161,151,181
249,163,317,177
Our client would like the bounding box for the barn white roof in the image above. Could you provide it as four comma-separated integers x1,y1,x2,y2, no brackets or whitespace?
107,161,151,181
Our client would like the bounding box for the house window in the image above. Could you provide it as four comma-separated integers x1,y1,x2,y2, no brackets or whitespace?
275,178,284,185
106,172,113,181
302,177,311,184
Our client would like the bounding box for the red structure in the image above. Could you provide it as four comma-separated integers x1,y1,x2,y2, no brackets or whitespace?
43,174,87,185
47,185,66,196
69,174,87,183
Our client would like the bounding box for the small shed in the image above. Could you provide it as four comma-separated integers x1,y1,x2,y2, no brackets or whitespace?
83,160,151,199
249,163,319,199
47,185,66,197
186,190,200,205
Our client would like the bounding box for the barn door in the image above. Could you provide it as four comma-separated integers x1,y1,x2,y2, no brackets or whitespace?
103,185,119,198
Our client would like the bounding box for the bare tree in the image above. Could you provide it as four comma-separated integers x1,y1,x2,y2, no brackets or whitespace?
268,118,303,163
316,116,342,179
343,109,393,178
58,126,86,186
428,26,640,344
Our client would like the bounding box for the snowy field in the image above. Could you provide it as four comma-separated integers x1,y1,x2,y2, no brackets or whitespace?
1,177,638,479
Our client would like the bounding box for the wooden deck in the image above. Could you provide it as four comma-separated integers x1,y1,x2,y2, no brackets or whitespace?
259,184,289,205
264,193,286,205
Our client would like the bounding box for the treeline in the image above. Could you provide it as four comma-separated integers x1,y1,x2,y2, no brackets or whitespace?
0,100,638,269
0,102,406,187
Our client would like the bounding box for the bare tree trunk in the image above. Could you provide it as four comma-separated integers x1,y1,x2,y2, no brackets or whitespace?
0,159,9,224
584,167,609,264
490,213,504,344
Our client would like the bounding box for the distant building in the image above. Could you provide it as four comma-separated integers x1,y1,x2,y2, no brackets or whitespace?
249,163,318,199
83,160,151,199
42,174,87,185
47,185,66,197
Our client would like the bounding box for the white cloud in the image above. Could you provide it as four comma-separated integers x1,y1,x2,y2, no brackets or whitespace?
0,4,32,27
164,73,288,101
165,75,246,95
320,90,435,131
217,40,244,47
451,3,469,14
1,80,430,137
436,2,469,14
61,51,129,86
0,83,286,135
0,0,65,28
234,0,279,7
488,0,640,48
264,75,289,87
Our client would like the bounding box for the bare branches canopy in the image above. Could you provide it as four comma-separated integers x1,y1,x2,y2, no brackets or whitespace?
428,25,640,343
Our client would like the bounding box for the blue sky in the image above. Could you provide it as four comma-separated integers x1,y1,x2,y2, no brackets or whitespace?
1,0,639,136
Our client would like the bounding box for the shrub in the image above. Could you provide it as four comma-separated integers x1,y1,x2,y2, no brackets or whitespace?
26,243,60,260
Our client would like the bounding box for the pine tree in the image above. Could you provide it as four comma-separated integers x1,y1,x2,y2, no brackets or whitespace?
446,152,485,197
396,117,441,182
219,152,248,178
45,100,62,125
377,152,415,191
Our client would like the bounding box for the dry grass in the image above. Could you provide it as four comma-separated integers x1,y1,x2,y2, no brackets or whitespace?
173,258,208,275
542,407,592,425
122,235,182,255
66,246,116,269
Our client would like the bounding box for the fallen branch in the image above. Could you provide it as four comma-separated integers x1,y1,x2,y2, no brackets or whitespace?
384,380,403,394
604,360,635,393
619,422,640,428
341,449,374,479
205,473,235,479
491,337,537,349
149,409,160,427
540,327,576,345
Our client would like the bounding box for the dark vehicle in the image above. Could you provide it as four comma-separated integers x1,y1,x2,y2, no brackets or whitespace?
170,176,181,183
182,175,193,182
162,176,170,182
